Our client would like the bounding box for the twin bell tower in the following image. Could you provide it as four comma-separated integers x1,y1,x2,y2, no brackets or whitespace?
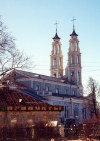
50,19,82,91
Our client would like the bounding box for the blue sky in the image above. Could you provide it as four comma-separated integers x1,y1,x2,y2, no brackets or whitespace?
0,0,100,89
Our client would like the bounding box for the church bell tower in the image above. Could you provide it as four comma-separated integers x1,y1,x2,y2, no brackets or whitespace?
65,18,83,94
50,23,63,78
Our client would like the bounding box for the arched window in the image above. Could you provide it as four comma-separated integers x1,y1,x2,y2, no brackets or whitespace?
70,42,72,48
56,44,59,54
74,106,79,119
75,46,77,51
71,56,72,64
77,55,80,64
72,55,74,64
66,89,68,95
35,85,39,91
71,72,73,77
54,58,56,66
78,72,80,82
77,56,78,64
46,86,49,92
59,59,60,66
56,88,59,94
71,55,74,64
73,90,76,96
77,43,78,47
54,46,56,54
78,56,79,63
59,45,60,53
71,72,74,81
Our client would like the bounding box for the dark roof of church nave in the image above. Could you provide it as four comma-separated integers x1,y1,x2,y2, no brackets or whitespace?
3,69,73,85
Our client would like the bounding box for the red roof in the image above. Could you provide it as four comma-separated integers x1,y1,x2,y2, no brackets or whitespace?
0,87,48,106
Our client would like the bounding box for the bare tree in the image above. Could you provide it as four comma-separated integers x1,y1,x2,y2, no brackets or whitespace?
87,77,100,118
0,16,31,77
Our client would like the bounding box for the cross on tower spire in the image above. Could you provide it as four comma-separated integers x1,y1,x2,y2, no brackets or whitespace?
71,17,76,31
53,21,60,40
54,21,59,33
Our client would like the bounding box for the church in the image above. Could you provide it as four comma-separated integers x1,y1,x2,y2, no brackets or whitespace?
2,22,90,126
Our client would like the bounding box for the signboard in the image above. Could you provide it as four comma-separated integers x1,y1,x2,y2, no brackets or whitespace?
0,105,64,111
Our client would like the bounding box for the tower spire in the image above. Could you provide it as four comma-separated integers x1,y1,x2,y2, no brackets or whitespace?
50,22,63,78
65,21,83,95
70,17,78,36
53,21,60,40
54,21,59,34
71,17,76,31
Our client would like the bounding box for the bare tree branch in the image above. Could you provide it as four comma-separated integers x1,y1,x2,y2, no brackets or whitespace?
87,77,100,118
0,16,33,77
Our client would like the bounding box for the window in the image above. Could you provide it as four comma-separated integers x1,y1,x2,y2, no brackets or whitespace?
71,56,72,64
82,108,86,119
77,55,80,64
71,72,74,81
74,107,79,119
71,72,74,76
71,55,74,64
56,88,59,94
53,58,56,66
57,44,59,53
75,46,77,51
77,43,78,49
35,85,39,91
73,90,76,96
46,86,49,92
70,43,72,47
54,46,56,54
59,59,61,66
66,106,69,118
66,89,68,95
78,72,80,82
54,73,56,77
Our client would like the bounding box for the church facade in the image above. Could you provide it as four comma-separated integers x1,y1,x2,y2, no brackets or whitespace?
3,25,90,125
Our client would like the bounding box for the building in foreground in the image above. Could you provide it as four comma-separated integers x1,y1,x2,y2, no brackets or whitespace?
0,83,61,127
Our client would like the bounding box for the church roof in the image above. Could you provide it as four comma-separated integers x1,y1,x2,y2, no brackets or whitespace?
2,69,64,83
53,33,60,40
70,29,78,36
1,69,77,86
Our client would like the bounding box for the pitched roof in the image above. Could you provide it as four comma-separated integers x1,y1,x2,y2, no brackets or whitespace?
2,69,70,84
0,86,48,106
